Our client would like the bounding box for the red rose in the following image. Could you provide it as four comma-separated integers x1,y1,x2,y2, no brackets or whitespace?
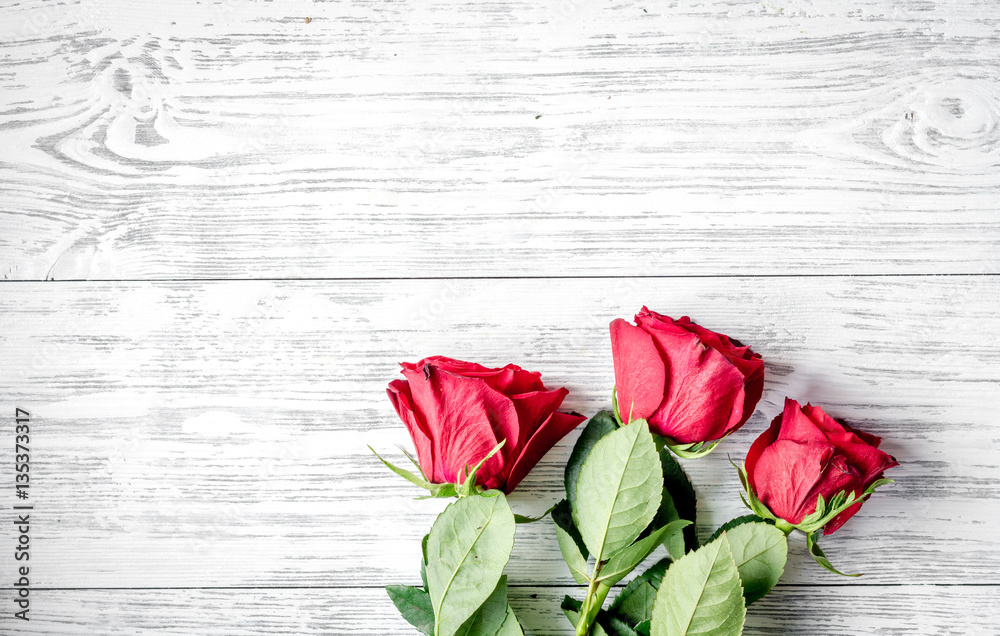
745,398,898,535
610,307,765,444
387,356,586,494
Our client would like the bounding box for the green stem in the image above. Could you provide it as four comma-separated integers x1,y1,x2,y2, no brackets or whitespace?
774,518,795,535
575,573,611,636
575,576,599,636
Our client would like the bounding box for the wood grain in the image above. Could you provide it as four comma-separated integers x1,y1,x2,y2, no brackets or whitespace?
2,0,998,632
0,586,994,635
1,277,996,591
2,0,1000,279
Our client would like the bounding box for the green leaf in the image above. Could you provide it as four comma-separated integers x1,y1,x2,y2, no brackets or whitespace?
495,604,524,636
604,615,641,636
513,502,557,524
612,579,657,628
454,576,510,636
806,532,861,577
552,499,589,558
566,411,619,510
420,533,430,591
706,515,771,545
658,448,698,552
640,488,683,560
386,585,435,636
426,494,517,636
553,500,590,585
574,419,662,561
610,558,670,626
724,522,788,605
598,520,690,586
561,596,585,631
650,536,746,636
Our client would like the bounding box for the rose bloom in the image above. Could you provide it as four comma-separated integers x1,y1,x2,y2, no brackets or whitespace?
746,398,898,534
387,356,586,493
610,307,765,444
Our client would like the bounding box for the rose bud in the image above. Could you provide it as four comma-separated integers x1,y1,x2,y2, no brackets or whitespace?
744,398,898,536
610,307,764,454
385,356,586,494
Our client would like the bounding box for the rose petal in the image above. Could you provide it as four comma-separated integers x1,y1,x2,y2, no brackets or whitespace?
746,412,782,494
807,454,861,509
507,387,569,452
402,365,508,485
753,439,835,524
504,410,587,492
403,357,546,395
610,318,666,422
775,399,829,445
834,441,899,485
387,379,435,480
643,326,746,443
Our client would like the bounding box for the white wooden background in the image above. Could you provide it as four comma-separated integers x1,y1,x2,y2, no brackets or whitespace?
1,0,998,634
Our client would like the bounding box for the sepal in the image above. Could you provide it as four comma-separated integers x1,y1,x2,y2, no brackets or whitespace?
458,440,506,497
667,439,722,459
370,446,456,499
731,458,779,524
806,532,861,577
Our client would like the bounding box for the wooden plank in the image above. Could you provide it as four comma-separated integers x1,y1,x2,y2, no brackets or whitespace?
2,0,1000,279
0,585,995,635
1,276,997,588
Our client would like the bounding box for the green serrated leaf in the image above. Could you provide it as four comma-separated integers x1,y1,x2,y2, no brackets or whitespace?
552,499,589,559
598,520,690,586
495,604,524,636
640,488,684,560
566,411,619,510
426,494,517,636
454,575,509,636
420,561,429,591
604,615,641,636
650,536,746,636
552,503,589,585
611,579,657,627
724,522,788,605
706,515,771,545
574,420,662,562
806,532,861,577
658,448,698,552
387,585,435,636
610,557,671,626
